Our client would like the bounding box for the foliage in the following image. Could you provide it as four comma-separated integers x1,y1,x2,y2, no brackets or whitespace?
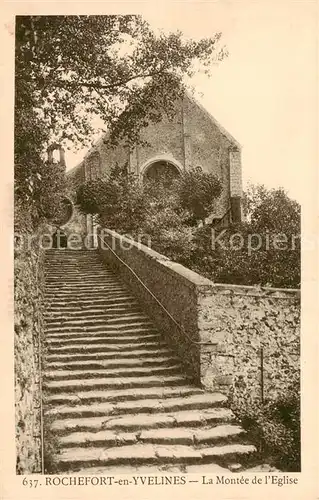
76,163,223,259
174,166,222,223
76,164,150,232
15,27,67,225
16,15,226,148
79,160,300,288
136,204,197,263
15,15,227,224
229,385,300,471
187,185,301,288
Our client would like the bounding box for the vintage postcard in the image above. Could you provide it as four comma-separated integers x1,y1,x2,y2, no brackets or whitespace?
1,1,318,499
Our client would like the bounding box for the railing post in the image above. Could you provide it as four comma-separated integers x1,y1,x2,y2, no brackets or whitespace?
260,346,264,405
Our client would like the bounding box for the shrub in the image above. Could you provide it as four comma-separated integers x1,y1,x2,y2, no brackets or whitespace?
229,386,300,471
77,164,150,233
184,185,301,288
174,166,222,223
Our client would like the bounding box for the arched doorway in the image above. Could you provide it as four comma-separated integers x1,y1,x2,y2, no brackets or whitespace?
52,197,74,227
143,160,180,188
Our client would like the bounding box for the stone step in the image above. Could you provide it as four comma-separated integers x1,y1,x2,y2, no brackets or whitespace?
44,307,140,318
42,249,258,474
45,267,110,273
44,386,205,405
45,297,138,308
45,275,119,281
45,355,178,370
45,302,138,311
45,347,174,363
45,272,117,278
45,296,137,305
46,341,168,355
45,333,161,346
45,291,135,300
45,393,228,419
44,364,181,381
45,269,109,275
45,283,126,290
45,283,127,289
45,317,153,329
46,254,102,258
45,315,151,328
46,275,117,281
45,323,155,335
45,285,129,298
53,442,256,472
46,268,106,272
45,266,104,269
46,324,158,335
44,374,189,393
69,463,229,474
46,278,118,284
58,424,244,448
49,407,235,434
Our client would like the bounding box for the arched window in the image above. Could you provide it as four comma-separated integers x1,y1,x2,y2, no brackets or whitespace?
143,160,180,188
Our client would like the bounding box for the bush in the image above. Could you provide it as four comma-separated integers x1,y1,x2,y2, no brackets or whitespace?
174,166,222,223
78,163,300,289
229,387,300,471
77,164,150,232
180,185,301,288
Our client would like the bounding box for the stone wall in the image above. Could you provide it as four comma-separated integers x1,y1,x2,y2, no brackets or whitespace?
99,139,130,175
14,209,45,474
198,284,300,402
97,228,203,382
98,228,300,405
182,94,234,218
136,103,184,174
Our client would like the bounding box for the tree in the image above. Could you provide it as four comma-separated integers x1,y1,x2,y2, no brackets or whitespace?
76,164,150,232
244,184,301,287
193,185,301,288
15,15,227,222
16,15,226,147
175,166,222,224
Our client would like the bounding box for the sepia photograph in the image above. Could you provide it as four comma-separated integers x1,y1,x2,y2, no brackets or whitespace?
12,7,307,483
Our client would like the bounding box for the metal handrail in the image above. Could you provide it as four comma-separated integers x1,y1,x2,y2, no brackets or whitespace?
97,233,233,351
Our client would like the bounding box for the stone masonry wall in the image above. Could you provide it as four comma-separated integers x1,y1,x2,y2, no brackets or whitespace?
14,209,46,474
136,103,184,174
197,284,300,404
182,95,234,218
98,228,300,406
97,228,203,382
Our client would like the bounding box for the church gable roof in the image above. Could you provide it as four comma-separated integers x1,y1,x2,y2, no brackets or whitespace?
69,90,241,173
185,92,241,149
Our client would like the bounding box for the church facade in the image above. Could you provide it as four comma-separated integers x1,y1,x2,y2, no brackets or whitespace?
66,93,243,241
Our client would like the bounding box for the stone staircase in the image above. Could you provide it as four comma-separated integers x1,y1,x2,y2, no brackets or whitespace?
42,249,257,474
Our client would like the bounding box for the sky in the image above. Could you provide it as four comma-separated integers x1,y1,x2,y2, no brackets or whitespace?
65,1,318,204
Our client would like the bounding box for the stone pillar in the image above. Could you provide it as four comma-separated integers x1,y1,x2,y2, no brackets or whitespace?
229,148,243,223
47,148,53,163
86,214,94,248
182,97,192,170
59,147,66,167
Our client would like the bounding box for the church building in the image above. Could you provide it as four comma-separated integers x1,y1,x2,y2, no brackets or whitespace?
66,92,243,240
